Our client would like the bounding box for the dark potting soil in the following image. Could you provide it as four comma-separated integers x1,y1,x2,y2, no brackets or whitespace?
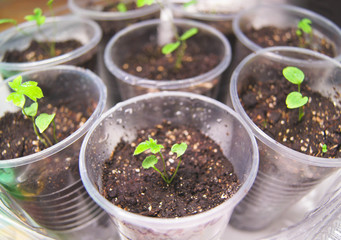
244,26,336,58
0,100,93,194
102,121,240,218
121,35,221,80
240,71,341,159
3,40,83,63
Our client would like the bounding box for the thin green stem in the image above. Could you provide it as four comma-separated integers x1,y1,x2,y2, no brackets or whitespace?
175,41,186,69
169,157,182,184
159,152,168,178
41,132,53,146
52,119,58,143
152,166,169,184
298,106,304,122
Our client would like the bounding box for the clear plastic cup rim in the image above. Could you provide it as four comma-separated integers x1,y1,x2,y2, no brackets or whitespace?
0,65,107,168
104,18,231,89
232,4,341,61
0,16,102,71
230,46,341,167
80,91,259,228
68,0,160,21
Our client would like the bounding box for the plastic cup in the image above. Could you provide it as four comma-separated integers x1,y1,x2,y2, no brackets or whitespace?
170,0,259,36
80,91,259,240
229,46,341,231
0,16,102,79
104,19,231,101
0,65,107,231
233,4,341,62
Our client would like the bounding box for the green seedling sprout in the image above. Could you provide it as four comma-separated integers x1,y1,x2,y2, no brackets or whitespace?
117,2,128,12
6,75,58,147
296,18,313,47
283,66,309,122
137,0,199,69
24,8,46,27
134,137,187,184
183,0,198,8
322,144,328,153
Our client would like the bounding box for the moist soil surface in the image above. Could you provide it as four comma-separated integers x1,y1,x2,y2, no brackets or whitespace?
102,121,240,218
121,35,221,81
240,71,341,159
0,99,92,194
3,40,83,63
244,26,336,58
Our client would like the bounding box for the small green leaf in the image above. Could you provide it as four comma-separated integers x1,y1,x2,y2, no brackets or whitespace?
0,18,17,25
286,92,308,109
149,138,164,154
35,113,55,133
47,0,54,7
117,3,127,12
6,92,25,108
296,29,302,36
134,141,151,155
184,0,197,8
298,18,312,34
137,0,155,7
20,83,44,102
322,144,327,153
171,142,187,158
162,41,181,55
283,66,305,85
179,28,198,41
25,8,46,27
142,155,158,169
23,102,38,117
8,75,22,92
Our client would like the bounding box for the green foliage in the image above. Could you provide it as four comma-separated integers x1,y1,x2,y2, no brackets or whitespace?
136,0,155,7
0,18,17,26
117,2,128,12
296,18,313,47
134,137,187,184
162,27,198,69
25,8,46,27
183,0,197,8
6,75,58,147
322,144,328,153
283,66,308,121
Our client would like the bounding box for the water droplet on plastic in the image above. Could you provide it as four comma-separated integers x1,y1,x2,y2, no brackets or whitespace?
216,118,222,123
206,124,211,129
175,111,182,116
116,118,122,124
125,108,133,114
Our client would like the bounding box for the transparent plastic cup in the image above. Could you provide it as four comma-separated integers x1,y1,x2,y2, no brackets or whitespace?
229,46,341,231
80,91,259,240
264,170,341,240
170,0,259,36
233,4,341,63
104,19,232,101
0,65,107,231
68,0,159,107
68,0,159,38
0,16,102,79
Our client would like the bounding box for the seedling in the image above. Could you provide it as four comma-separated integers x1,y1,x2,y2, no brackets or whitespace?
137,0,199,69
296,18,313,47
117,2,128,12
283,66,309,122
6,75,58,147
134,137,187,184
322,144,328,153
0,1,57,57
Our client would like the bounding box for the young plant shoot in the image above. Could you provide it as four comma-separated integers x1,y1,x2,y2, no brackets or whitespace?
134,137,187,184
283,66,309,122
296,18,313,47
137,0,199,69
6,75,58,147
